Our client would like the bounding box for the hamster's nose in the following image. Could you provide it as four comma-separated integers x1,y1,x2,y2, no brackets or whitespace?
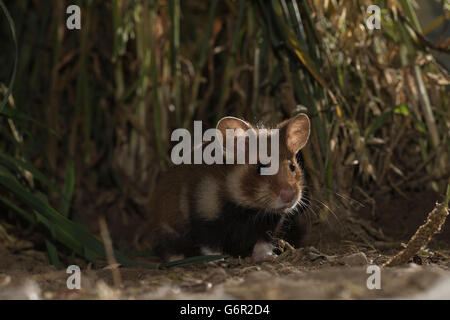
280,188,295,203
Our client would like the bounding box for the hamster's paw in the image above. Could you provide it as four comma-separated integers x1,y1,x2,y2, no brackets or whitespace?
251,241,277,262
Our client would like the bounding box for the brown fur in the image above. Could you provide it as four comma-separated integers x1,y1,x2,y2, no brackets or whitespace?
144,114,310,257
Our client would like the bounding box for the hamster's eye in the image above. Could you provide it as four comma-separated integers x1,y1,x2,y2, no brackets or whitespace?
257,163,269,175
289,163,296,172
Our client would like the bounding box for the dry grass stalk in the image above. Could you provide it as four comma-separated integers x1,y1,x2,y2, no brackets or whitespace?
99,215,123,288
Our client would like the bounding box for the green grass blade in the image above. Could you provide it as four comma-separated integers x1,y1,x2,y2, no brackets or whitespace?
185,0,219,127
0,0,18,113
0,196,36,224
1,106,58,136
45,239,62,269
161,255,228,268
60,159,75,217
0,153,60,192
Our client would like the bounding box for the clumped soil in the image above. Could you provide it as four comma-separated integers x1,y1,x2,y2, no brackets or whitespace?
1,190,449,300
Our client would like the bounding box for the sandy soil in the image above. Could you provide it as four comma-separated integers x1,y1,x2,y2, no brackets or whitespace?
1,190,449,300
1,244,450,299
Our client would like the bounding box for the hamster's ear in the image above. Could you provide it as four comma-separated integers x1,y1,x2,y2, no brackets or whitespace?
281,114,310,153
216,116,253,155
216,116,252,143
217,116,252,134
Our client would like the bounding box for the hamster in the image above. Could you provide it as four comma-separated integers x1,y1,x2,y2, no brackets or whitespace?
144,114,311,262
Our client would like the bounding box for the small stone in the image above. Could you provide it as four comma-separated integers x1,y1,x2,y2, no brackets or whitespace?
341,252,368,266
0,274,11,287
246,270,272,282
205,268,228,283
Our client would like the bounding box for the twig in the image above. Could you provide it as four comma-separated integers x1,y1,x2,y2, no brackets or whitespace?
383,183,450,267
99,215,123,288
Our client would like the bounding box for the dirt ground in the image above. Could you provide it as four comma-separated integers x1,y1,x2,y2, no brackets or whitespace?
1,190,449,300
